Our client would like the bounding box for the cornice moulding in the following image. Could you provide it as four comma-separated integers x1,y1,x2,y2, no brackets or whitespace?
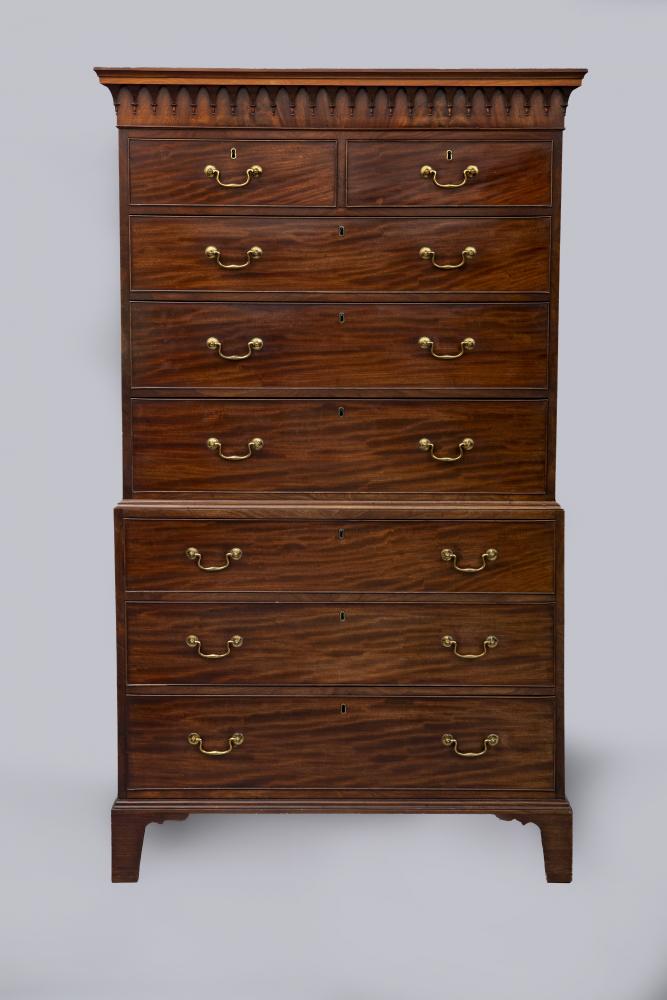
95,68,587,129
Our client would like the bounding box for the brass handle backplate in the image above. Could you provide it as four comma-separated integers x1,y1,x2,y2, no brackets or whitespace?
207,437,263,461
419,246,477,270
205,245,263,270
186,634,244,659
185,546,243,572
441,547,498,573
204,163,262,188
441,635,499,659
420,164,479,189
188,732,244,756
442,733,499,757
419,437,474,463
418,336,475,360
206,336,263,361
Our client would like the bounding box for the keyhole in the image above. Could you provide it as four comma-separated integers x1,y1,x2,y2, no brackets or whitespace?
230,147,237,159
446,149,453,160
338,406,345,417
338,528,345,540
339,610,346,622
338,225,345,237
340,704,347,714
338,312,345,323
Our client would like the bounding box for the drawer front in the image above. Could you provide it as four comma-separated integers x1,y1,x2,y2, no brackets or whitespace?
347,140,552,207
126,696,555,792
124,519,555,593
126,603,555,686
129,138,337,207
131,399,547,495
130,217,551,293
130,302,549,390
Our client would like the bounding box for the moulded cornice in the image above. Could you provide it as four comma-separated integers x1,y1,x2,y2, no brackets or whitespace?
94,68,587,129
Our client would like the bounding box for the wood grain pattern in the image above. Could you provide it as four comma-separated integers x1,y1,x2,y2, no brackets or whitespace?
123,517,556,594
125,602,555,686
129,216,551,293
130,398,548,496
347,140,552,207
126,695,555,791
130,302,549,391
129,138,337,206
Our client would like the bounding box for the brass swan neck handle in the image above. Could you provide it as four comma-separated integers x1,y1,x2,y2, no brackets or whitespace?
419,245,476,270
205,245,263,270
442,733,499,757
418,336,475,360
441,635,499,659
185,546,243,572
440,547,498,573
207,437,263,461
188,732,244,756
186,634,244,659
206,336,263,361
204,163,262,188
420,163,479,189
419,437,474,463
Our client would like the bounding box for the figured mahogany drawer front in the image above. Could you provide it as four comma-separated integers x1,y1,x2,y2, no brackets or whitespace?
130,302,549,390
346,140,552,207
126,603,555,687
126,695,555,792
129,139,337,207
131,399,547,495
124,519,555,594
130,216,550,293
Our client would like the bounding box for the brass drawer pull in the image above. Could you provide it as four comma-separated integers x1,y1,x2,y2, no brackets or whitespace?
419,436,474,463
186,633,243,659
188,732,244,756
419,245,476,270
442,733,499,757
185,546,243,572
205,245,263,270
420,163,479,189
207,436,263,461
441,547,498,572
204,163,262,188
206,336,263,361
418,336,475,359
441,634,499,658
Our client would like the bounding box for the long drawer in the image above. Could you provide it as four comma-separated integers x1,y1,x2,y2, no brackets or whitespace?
129,138,337,207
125,603,555,686
130,399,548,495
130,302,549,390
346,140,552,207
126,696,555,792
123,518,556,593
130,216,551,292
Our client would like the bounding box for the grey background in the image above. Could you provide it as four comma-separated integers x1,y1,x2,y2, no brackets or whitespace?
2,0,666,996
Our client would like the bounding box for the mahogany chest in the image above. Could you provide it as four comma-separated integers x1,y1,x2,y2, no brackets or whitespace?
96,67,585,881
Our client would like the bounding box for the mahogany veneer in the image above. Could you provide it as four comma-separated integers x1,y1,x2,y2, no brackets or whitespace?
97,67,585,882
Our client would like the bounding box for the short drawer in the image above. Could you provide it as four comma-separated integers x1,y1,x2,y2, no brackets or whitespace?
126,603,555,687
130,303,549,390
130,216,550,293
129,138,337,207
123,518,556,594
347,140,552,207
126,696,555,792
130,399,548,495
